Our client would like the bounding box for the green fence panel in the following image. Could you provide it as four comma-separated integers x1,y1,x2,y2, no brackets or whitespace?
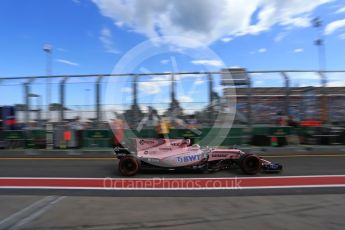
3,130,25,148
83,129,112,148
252,127,270,136
298,126,321,136
220,137,242,146
3,130,25,140
269,127,291,137
26,130,46,148
137,129,157,138
85,130,111,139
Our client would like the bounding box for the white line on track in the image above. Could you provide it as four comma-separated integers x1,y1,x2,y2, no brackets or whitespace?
1,185,345,191
0,196,64,229
1,175,345,180
7,196,65,230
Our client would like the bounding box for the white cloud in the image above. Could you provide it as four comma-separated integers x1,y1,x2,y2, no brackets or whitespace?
221,37,233,43
274,32,287,42
178,95,193,103
194,78,205,85
251,72,263,76
139,82,160,95
339,33,345,40
325,18,345,35
160,59,169,65
56,59,79,66
92,0,332,48
115,21,124,27
121,87,132,93
335,6,345,14
99,27,119,54
138,76,171,95
279,17,310,27
175,74,207,81
258,48,267,53
291,73,320,80
328,80,345,87
293,48,304,53
191,59,223,67
327,72,345,86
253,80,264,85
229,66,242,68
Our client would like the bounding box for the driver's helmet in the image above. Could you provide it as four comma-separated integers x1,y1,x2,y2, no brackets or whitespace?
181,139,191,147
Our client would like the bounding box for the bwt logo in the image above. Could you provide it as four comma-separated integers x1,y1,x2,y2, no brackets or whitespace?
176,154,201,163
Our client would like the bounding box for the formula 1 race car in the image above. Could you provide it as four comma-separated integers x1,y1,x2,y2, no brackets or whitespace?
114,138,282,176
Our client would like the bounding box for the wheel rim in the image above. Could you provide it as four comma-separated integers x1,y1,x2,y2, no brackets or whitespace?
243,155,260,173
247,158,258,169
124,160,134,171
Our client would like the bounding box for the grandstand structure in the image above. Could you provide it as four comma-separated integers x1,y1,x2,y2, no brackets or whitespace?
226,87,345,125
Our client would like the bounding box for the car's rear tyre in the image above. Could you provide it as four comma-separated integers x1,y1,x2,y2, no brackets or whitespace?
239,154,261,175
118,156,140,176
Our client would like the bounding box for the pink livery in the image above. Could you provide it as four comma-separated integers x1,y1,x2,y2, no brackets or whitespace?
114,138,282,176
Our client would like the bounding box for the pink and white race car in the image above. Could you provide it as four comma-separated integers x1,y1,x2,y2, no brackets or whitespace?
114,138,282,176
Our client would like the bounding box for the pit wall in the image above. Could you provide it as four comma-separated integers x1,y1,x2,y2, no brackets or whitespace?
0,126,344,149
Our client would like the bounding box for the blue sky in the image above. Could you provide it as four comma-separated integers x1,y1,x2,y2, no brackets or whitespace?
1,0,345,116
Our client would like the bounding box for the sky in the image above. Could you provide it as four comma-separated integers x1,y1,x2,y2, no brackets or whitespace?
1,0,345,116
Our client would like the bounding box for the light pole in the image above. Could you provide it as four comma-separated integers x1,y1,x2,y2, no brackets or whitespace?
43,44,53,149
43,43,53,121
312,17,326,72
312,17,328,123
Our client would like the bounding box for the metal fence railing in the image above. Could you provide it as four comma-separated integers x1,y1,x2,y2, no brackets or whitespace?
1,70,345,129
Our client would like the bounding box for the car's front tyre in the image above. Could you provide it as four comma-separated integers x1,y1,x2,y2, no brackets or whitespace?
239,154,261,175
